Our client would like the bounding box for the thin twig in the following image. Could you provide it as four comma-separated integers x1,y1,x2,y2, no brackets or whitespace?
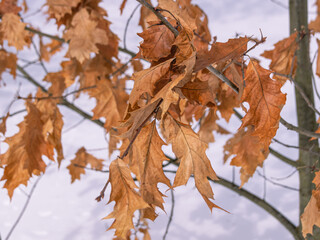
280,117,320,139
270,169,298,181
17,85,97,100
162,189,175,240
124,4,140,49
5,174,44,240
272,138,320,157
256,170,299,191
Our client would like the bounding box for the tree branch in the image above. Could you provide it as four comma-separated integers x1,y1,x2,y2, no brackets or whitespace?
280,117,320,139
5,174,43,240
214,176,301,240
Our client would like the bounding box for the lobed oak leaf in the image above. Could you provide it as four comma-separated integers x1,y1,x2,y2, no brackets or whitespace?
67,147,104,183
44,72,67,98
161,113,220,210
129,58,173,105
121,99,162,141
139,2,158,30
137,20,175,62
105,158,149,239
0,49,17,83
45,0,81,22
312,171,320,210
120,0,127,14
0,13,30,50
0,113,9,135
316,39,320,77
194,37,249,72
133,121,171,209
224,126,269,187
240,60,286,150
40,38,63,62
0,102,54,197
309,0,320,32
218,85,240,122
63,8,108,63
0,0,21,15
158,0,197,32
198,109,220,143
261,32,298,84
179,77,216,107
154,52,196,116
35,91,64,165
174,28,195,64
301,195,320,238
89,78,128,131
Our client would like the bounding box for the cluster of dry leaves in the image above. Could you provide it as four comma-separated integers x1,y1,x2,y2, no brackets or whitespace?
0,0,319,239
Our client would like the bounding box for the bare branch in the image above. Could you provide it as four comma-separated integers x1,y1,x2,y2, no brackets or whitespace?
5,174,44,240
124,4,140,49
256,170,299,191
163,189,175,240
280,117,320,139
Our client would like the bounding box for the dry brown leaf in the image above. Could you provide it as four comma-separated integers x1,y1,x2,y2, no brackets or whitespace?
240,60,286,150
261,32,298,84
129,58,173,105
194,37,249,72
89,78,128,131
158,0,197,32
133,121,170,209
67,147,104,183
316,39,320,77
224,126,269,187
0,49,17,82
121,99,162,141
0,13,30,50
309,0,320,32
161,113,220,210
63,9,108,63
301,195,320,238
0,0,21,14
0,102,53,197
0,113,9,135
105,158,149,239
198,109,219,143
137,20,175,62
46,0,81,22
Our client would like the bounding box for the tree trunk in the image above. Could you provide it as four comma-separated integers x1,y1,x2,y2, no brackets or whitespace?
289,0,320,239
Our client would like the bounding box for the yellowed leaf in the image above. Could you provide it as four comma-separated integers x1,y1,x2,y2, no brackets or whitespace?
161,113,219,210
0,13,30,50
67,147,104,183
240,60,286,150
105,158,149,239
63,9,108,63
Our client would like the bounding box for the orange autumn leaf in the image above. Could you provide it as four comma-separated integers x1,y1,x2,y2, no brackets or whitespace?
89,79,128,131
301,195,320,238
63,9,109,63
105,158,149,239
158,0,197,32
309,0,320,32
0,113,9,135
129,58,173,105
46,0,81,22
0,0,21,15
0,49,17,82
261,32,298,83
240,60,286,150
0,102,53,198
137,20,175,62
194,37,249,72
121,99,162,141
161,113,220,210
316,39,320,77
67,147,104,183
133,121,171,209
301,171,320,238
0,13,30,50
224,126,269,187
